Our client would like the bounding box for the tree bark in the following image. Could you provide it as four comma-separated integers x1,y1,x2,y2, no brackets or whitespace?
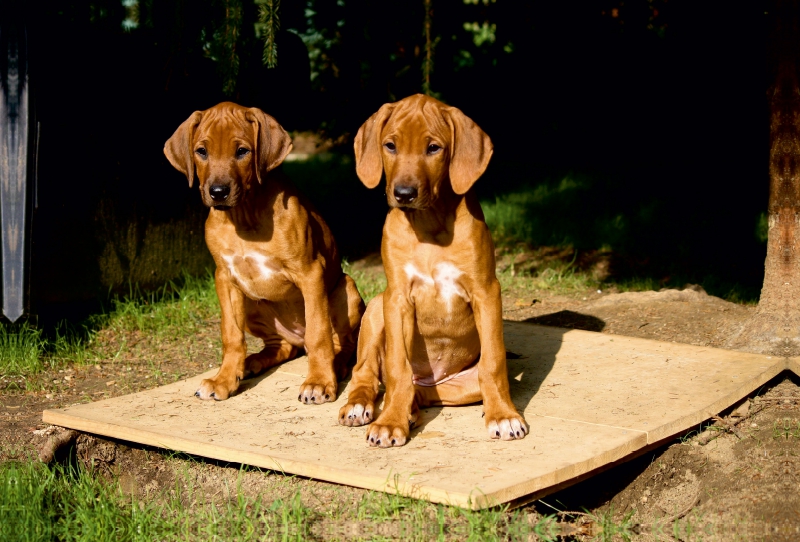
728,2,800,356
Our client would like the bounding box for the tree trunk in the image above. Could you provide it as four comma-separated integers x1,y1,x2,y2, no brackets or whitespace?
728,2,800,356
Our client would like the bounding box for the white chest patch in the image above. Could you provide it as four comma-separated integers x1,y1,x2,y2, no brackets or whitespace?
433,262,466,309
221,252,279,298
404,263,435,287
405,262,466,310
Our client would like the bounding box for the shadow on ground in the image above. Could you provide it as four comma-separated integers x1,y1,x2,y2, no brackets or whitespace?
523,311,606,332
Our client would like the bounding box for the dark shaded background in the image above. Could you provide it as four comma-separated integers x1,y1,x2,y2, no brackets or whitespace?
4,0,767,322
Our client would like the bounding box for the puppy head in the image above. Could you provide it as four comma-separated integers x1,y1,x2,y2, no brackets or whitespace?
164,102,292,209
354,94,493,210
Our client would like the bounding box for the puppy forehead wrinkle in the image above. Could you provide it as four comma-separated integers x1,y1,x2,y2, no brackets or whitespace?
386,108,446,142
199,109,246,133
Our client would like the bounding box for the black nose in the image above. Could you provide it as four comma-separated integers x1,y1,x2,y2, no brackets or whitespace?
209,184,230,202
393,184,418,205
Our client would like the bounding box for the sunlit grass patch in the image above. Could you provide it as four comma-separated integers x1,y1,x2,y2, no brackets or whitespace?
0,460,312,542
495,247,600,296
0,460,559,542
343,260,387,304
497,258,594,295
103,271,218,337
0,272,220,380
481,175,632,251
0,323,47,376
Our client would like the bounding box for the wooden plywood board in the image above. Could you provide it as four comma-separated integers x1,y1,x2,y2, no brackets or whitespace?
502,324,788,444
43,322,788,509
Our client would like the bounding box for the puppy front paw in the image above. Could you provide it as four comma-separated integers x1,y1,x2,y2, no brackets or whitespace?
298,376,337,405
195,375,239,401
365,413,413,448
486,414,528,441
338,396,375,427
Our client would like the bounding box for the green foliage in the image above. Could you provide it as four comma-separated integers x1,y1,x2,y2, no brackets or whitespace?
0,272,219,379
343,260,387,304
0,460,314,541
481,175,632,250
772,418,800,439
756,212,769,243
257,0,280,68
590,506,636,542
0,460,558,541
0,324,47,376
495,250,594,295
103,272,219,337
210,0,243,95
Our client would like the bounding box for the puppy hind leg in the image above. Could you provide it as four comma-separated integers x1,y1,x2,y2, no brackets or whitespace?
414,363,483,407
329,273,366,381
244,337,298,378
331,328,359,382
243,299,299,377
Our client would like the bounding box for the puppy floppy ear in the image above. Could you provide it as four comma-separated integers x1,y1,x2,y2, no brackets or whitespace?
443,106,493,195
164,111,203,187
354,103,395,188
246,108,293,183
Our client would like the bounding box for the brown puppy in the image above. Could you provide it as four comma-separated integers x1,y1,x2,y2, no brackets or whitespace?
338,94,527,447
164,102,364,404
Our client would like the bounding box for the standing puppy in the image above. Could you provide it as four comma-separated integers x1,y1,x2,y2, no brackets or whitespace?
339,94,527,447
165,102,364,403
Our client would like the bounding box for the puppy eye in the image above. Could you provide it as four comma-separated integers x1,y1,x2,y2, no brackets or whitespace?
195,147,207,158
384,142,396,153
427,144,441,155
236,147,250,158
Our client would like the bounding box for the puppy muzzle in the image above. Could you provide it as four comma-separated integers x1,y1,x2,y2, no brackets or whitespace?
203,181,240,209
209,183,230,203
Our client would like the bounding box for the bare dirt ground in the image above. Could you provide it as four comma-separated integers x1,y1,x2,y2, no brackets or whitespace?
2,252,799,540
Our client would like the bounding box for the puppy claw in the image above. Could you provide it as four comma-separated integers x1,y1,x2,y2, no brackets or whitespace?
298,378,336,405
487,416,528,441
339,401,373,427
194,376,237,401
365,420,409,448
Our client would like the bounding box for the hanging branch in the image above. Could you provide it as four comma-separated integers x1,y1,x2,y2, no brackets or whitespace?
258,0,280,69
140,0,154,29
422,0,433,95
219,0,242,95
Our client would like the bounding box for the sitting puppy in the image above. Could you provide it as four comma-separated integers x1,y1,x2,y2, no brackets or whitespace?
164,102,364,403
339,94,528,446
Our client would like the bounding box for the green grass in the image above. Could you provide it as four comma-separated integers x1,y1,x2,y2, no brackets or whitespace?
479,170,764,303
0,324,47,376
497,261,592,295
0,460,560,542
0,272,220,382
102,272,219,337
480,176,632,250
0,460,313,542
772,418,800,440
342,260,387,303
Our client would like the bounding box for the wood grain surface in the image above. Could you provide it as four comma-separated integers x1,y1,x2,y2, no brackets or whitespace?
43,322,788,509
